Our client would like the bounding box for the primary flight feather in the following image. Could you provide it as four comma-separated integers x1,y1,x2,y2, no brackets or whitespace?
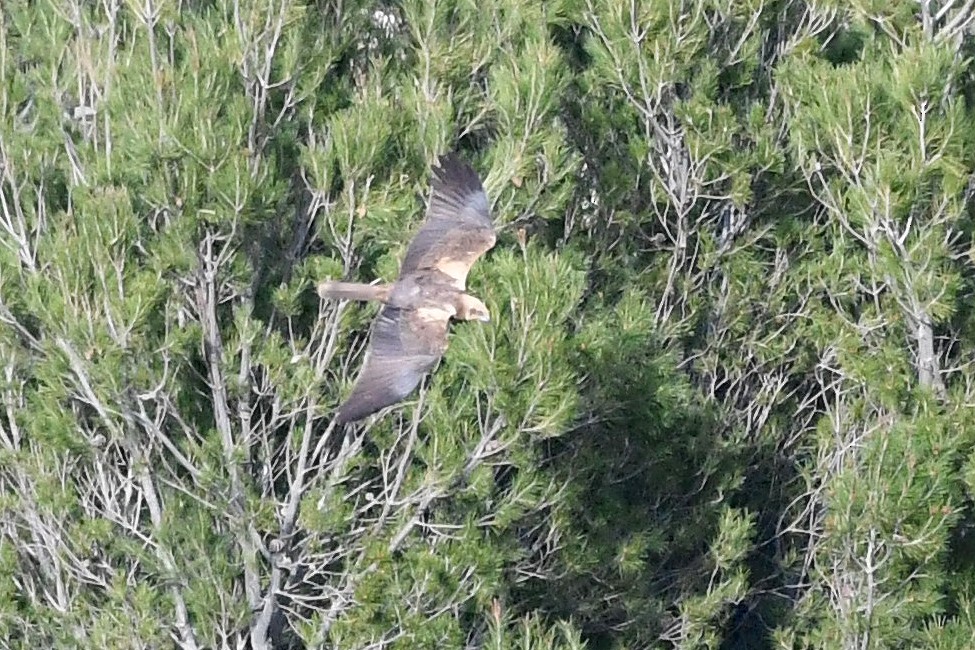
318,154,497,424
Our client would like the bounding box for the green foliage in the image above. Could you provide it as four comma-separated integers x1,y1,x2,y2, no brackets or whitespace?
3,0,975,648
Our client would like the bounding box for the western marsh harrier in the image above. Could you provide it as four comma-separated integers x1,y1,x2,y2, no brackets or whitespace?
319,154,496,424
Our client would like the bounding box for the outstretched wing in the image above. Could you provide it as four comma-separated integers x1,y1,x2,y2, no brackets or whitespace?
334,305,451,424
400,153,496,290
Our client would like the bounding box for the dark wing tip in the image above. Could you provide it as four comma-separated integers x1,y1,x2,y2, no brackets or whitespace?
333,386,391,425
333,388,395,424
427,153,492,231
333,402,367,425
433,153,484,197
332,375,424,425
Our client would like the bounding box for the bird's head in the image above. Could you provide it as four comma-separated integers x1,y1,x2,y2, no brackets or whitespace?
458,295,491,323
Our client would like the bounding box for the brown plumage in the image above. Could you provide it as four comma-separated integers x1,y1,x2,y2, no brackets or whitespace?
318,154,497,424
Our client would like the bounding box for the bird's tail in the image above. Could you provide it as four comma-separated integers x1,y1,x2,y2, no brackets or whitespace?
317,280,391,303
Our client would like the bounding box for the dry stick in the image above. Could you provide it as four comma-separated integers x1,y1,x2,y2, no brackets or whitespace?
194,239,266,647
251,306,345,644
56,336,200,649
251,406,337,645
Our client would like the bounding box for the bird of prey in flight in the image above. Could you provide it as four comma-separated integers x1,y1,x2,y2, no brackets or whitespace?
318,154,496,424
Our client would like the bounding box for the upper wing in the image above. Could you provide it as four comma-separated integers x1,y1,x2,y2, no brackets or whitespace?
399,153,497,290
334,305,451,424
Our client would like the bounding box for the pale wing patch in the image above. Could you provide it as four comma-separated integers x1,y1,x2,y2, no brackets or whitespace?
437,259,475,288
416,305,456,321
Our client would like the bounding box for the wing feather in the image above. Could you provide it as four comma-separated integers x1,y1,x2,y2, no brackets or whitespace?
334,305,450,424
400,154,496,290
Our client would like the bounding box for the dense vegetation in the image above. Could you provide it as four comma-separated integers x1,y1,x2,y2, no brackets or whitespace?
3,0,975,648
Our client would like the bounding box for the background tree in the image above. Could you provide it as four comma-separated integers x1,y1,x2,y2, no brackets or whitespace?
2,0,975,649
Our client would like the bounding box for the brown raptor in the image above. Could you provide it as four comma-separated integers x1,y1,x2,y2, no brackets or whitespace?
318,154,496,424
